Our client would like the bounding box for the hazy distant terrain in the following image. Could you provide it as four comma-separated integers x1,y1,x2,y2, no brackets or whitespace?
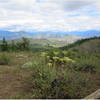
0,30,100,40
2,29,100,47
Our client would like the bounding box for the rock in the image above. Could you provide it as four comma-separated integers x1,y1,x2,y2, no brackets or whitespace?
16,55,28,58
21,62,33,68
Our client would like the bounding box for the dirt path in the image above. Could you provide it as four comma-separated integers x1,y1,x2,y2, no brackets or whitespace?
0,65,32,99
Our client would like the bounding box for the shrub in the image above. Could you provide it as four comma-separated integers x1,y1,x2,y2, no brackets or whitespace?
41,52,48,57
48,71,92,99
74,56,96,73
62,50,77,57
0,53,11,65
61,57,75,63
30,59,57,98
21,62,33,69
26,57,92,99
75,64,96,73
41,50,76,67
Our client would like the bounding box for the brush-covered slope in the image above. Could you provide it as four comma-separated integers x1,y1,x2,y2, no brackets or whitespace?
61,37,100,54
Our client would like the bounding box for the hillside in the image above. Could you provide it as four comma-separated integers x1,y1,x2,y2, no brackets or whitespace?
67,30,100,37
0,30,82,47
0,30,81,41
61,37,100,54
0,36,100,99
1,29,100,48
6,36,82,48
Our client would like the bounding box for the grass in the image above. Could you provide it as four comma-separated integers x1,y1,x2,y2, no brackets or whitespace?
0,37,100,99
20,53,99,99
0,52,12,65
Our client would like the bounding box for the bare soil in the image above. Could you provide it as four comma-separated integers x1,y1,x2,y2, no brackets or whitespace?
0,52,34,99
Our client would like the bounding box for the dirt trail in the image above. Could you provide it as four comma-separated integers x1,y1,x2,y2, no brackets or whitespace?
0,65,31,99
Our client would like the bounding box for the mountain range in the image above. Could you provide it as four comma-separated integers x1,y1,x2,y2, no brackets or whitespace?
0,30,100,41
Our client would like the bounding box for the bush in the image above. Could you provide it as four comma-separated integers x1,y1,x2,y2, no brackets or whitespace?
48,71,92,99
0,53,11,65
62,50,77,57
75,64,96,73
74,56,97,73
16,37,30,51
21,62,33,69
25,57,93,99
41,50,76,67
30,59,57,98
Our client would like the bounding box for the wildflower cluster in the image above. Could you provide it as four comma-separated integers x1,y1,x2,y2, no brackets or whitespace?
41,50,76,67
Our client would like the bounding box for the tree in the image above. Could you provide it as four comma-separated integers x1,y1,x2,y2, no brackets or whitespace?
11,40,16,51
17,37,30,51
1,37,8,51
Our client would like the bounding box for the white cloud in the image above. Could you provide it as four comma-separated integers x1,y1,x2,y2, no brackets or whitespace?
0,0,100,31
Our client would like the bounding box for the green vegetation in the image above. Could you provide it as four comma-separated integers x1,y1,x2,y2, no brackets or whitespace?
0,37,8,51
23,57,93,99
61,36,100,50
0,37,31,52
0,37,100,99
0,53,11,65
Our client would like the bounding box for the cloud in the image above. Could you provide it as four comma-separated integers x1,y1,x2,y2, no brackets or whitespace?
63,0,93,11
0,0,100,32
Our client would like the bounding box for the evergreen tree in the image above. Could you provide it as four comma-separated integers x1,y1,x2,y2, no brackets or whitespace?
1,37,8,51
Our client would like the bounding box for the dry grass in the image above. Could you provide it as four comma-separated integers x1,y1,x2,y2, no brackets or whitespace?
0,51,99,99
0,51,34,99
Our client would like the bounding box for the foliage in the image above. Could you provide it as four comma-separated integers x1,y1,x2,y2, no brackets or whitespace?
0,53,11,65
61,36,100,50
29,59,57,98
21,62,33,68
0,37,8,51
0,36,99,99
24,57,93,99
41,50,76,67
0,37,31,51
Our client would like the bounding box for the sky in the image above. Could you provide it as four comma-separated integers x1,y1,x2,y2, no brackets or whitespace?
0,0,100,32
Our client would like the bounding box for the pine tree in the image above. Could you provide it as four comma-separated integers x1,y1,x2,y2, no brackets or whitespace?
1,37,8,51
